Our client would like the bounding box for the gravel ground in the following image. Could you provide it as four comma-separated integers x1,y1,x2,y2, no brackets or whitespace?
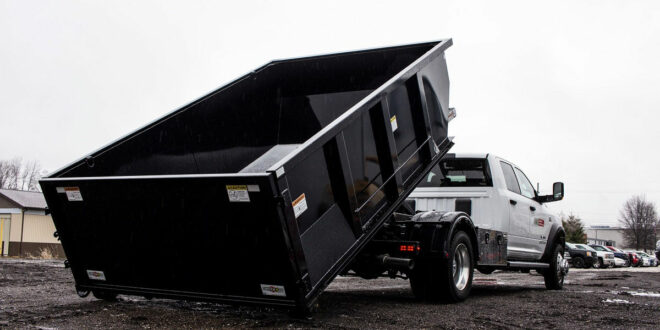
1,258,660,329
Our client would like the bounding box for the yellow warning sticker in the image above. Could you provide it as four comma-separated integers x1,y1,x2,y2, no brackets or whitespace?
226,185,250,202
390,115,398,132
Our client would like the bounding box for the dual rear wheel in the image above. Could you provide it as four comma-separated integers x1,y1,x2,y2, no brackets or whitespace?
410,231,474,302
410,232,567,301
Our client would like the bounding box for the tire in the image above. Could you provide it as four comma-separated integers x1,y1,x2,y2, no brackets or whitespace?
573,257,585,268
600,259,609,269
410,231,474,302
544,243,566,290
92,290,117,301
592,258,601,269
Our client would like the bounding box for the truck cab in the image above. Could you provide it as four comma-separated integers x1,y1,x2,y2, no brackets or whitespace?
408,153,564,263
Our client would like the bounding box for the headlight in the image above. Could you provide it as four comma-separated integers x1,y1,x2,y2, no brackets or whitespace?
586,252,591,256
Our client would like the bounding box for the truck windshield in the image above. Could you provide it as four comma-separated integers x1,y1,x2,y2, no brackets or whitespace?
418,158,492,187
577,244,597,252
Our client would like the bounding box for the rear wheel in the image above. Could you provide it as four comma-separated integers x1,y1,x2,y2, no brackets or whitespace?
544,244,567,290
573,257,585,268
593,258,601,269
410,231,474,302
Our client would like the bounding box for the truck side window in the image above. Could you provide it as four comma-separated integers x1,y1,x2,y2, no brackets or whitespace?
500,161,521,194
417,158,492,187
513,167,536,199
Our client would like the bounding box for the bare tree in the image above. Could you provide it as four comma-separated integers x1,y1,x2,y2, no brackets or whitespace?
0,158,44,192
1,158,22,189
21,160,42,191
0,161,8,188
619,195,659,251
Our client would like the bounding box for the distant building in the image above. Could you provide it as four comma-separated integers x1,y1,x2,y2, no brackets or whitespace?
586,226,626,248
0,189,64,258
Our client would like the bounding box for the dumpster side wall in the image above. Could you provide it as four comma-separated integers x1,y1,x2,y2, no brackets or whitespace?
40,174,302,305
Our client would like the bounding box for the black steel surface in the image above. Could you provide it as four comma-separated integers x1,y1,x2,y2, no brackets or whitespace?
41,40,455,310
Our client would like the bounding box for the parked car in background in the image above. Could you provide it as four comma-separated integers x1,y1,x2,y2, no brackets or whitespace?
630,252,642,267
606,246,631,267
565,242,595,268
578,244,614,268
623,250,643,267
656,240,660,263
634,251,658,267
612,257,626,267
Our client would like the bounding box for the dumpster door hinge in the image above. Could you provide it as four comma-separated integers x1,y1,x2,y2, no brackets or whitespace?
299,273,312,292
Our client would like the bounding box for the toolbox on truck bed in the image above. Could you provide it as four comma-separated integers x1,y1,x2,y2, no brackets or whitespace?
40,40,455,311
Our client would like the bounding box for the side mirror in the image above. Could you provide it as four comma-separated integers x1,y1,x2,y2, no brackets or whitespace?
553,182,564,201
537,182,564,203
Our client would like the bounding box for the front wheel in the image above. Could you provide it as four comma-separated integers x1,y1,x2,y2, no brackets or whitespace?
600,259,609,269
544,243,567,290
593,258,601,269
410,231,474,302
573,256,585,268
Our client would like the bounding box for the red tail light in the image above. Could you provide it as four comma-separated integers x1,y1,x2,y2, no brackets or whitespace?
399,244,419,252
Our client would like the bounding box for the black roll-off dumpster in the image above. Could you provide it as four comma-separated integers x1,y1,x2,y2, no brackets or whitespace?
40,40,455,311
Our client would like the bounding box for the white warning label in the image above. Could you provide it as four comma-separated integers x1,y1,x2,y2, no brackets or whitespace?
226,185,250,202
292,193,308,218
260,284,287,297
64,187,83,201
390,115,398,132
86,269,106,281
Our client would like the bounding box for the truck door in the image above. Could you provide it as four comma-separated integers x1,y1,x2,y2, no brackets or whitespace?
513,167,547,255
499,161,538,259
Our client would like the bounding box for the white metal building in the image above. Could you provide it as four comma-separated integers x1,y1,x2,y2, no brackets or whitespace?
586,226,626,248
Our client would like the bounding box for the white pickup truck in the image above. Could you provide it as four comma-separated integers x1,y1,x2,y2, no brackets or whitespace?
408,153,568,284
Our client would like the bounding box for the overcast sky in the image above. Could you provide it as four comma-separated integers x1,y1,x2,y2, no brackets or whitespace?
1,0,659,226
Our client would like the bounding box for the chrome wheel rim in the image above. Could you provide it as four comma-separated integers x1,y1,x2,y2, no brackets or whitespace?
453,243,470,291
556,253,566,282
